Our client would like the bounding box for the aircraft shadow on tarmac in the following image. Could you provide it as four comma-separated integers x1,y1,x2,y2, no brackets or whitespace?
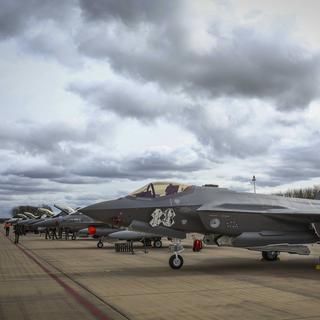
58,257,320,283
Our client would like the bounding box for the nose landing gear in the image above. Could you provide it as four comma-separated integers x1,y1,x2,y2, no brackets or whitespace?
169,254,184,269
169,239,184,269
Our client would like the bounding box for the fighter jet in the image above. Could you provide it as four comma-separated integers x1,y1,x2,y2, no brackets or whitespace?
34,205,111,240
80,181,320,269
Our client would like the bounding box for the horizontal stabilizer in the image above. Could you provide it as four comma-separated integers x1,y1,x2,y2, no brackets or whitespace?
23,212,37,219
247,244,310,255
54,204,76,215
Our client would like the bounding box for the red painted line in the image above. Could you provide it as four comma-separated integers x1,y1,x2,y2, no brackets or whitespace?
3,233,110,320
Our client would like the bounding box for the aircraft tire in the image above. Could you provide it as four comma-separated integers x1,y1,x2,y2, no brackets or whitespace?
97,241,104,248
169,255,184,269
262,251,279,261
153,240,162,248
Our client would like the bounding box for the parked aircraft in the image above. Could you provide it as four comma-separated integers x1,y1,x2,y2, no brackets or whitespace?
79,181,320,269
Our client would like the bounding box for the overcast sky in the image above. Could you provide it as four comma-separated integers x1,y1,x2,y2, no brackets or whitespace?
1,0,320,217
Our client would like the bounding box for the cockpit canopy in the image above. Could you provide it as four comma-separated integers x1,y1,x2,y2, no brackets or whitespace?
129,182,192,198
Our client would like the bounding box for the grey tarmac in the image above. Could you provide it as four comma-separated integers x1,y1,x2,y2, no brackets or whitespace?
1,231,320,320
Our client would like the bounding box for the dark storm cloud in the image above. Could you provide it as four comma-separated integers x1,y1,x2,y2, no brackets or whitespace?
0,0,76,40
0,175,66,195
72,150,208,181
79,0,178,25
52,176,108,185
3,0,319,110
69,81,173,121
77,1,320,110
1,0,319,203
4,166,63,180
0,121,98,155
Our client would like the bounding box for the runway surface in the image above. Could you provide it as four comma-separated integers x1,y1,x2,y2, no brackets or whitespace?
1,230,320,320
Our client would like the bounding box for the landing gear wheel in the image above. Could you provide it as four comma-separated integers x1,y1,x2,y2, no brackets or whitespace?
262,251,279,261
153,240,162,248
169,254,184,269
97,241,104,248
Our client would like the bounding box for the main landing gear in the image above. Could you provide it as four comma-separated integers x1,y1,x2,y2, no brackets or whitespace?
169,239,184,269
153,239,162,248
97,239,104,248
262,251,279,261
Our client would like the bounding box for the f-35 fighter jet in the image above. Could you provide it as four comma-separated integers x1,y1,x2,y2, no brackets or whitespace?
80,181,320,269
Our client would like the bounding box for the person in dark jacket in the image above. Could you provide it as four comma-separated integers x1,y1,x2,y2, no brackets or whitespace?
14,224,21,244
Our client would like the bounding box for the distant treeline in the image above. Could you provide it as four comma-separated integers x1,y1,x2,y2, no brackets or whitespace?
275,185,320,199
11,204,52,217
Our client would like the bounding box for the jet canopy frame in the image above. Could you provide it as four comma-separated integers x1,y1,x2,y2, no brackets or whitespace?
129,181,192,198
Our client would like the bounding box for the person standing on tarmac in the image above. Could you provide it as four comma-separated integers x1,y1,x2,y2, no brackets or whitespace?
4,222,10,236
14,223,21,244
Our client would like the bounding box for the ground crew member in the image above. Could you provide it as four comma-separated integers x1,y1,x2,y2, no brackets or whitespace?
14,224,21,244
4,222,10,236
50,228,58,240
45,228,51,239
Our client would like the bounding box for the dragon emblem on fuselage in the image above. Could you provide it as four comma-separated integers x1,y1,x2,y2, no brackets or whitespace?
149,208,176,227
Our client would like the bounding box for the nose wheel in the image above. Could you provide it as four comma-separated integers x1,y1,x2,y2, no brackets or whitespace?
169,254,184,269
169,238,184,269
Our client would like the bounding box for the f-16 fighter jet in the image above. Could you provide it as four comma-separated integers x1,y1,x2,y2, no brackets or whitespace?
80,181,320,269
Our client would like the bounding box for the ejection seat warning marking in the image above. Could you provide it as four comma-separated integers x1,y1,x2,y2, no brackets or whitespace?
149,208,176,227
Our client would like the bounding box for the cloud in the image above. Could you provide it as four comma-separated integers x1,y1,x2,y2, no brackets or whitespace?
1,0,320,217
79,0,178,25
265,142,320,186
0,0,76,40
0,175,66,195
0,120,101,155
77,0,320,110
71,148,208,180
70,79,274,158
232,137,320,188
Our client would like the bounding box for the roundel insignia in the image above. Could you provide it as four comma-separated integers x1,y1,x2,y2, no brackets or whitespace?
210,218,221,229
